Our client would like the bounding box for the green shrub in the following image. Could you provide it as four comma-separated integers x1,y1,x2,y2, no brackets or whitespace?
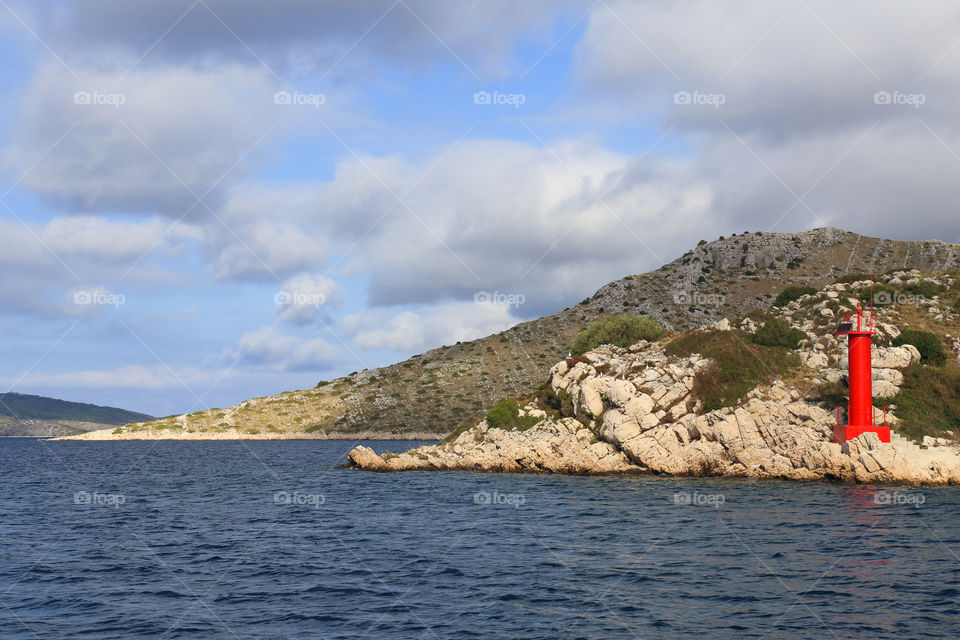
875,364,960,441
571,313,667,355
902,279,945,298
666,330,800,412
858,282,897,306
752,318,807,350
773,285,816,307
954,298,960,312
484,398,541,431
893,330,947,366
834,272,871,284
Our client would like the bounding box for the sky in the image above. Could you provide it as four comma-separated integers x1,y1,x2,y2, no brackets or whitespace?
1,0,959,417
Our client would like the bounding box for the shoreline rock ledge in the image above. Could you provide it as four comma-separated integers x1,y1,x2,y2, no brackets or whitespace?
347,341,960,485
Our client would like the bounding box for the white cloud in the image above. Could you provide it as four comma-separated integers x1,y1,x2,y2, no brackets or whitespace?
274,272,341,324
3,364,216,390
2,64,281,216
341,301,518,351
217,326,341,371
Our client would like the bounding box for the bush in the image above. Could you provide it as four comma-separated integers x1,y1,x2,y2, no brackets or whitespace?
954,298,960,312
858,282,897,306
773,285,816,307
484,398,542,431
902,279,945,298
752,318,807,349
665,330,800,412
571,314,667,355
875,364,960,442
834,272,871,284
893,330,947,366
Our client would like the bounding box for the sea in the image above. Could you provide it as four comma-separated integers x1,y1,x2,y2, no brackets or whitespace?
1,438,958,639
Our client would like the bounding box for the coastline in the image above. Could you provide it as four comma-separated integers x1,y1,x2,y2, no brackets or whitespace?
52,429,443,441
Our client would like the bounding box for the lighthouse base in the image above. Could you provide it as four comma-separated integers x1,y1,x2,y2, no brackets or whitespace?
833,424,890,444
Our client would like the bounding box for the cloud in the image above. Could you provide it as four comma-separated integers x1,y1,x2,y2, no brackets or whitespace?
569,0,960,242
2,364,216,390
2,63,281,216
274,272,341,324
205,137,715,310
341,301,519,351
217,325,341,371
29,0,584,77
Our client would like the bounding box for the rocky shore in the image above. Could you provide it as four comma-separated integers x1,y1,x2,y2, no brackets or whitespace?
348,333,960,485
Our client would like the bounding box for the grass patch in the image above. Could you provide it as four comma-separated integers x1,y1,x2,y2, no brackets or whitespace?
877,364,960,441
571,313,667,355
834,272,871,284
666,330,801,412
752,318,807,349
902,279,945,298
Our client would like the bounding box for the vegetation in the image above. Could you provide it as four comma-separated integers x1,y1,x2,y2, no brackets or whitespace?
954,298,960,312
857,282,897,306
876,364,960,442
902,279,945,298
773,285,816,307
484,398,541,431
571,313,667,355
666,330,800,412
893,330,947,366
834,272,871,284
0,392,153,424
752,318,807,349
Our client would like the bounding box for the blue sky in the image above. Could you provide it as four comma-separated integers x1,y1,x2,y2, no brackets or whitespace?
2,1,959,417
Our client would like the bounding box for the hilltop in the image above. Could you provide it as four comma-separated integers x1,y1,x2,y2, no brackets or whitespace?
0,392,154,437
65,227,960,441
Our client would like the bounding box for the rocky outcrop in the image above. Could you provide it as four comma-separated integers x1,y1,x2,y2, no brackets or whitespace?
349,340,960,485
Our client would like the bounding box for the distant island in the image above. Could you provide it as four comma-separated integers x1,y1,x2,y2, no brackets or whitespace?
0,392,154,437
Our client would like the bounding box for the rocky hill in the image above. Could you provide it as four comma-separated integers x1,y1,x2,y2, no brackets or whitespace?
66,227,960,440
348,270,960,483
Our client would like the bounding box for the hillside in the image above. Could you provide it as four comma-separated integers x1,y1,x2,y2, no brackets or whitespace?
76,227,960,440
0,393,154,437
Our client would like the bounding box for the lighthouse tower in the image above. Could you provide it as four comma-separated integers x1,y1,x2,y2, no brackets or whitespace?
833,302,890,443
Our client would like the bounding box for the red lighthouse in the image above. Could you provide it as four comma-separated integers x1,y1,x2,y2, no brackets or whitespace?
834,303,890,443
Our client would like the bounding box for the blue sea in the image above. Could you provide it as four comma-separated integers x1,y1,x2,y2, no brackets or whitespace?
1,438,958,639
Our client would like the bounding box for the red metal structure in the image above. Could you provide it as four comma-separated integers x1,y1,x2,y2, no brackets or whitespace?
833,302,890,443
